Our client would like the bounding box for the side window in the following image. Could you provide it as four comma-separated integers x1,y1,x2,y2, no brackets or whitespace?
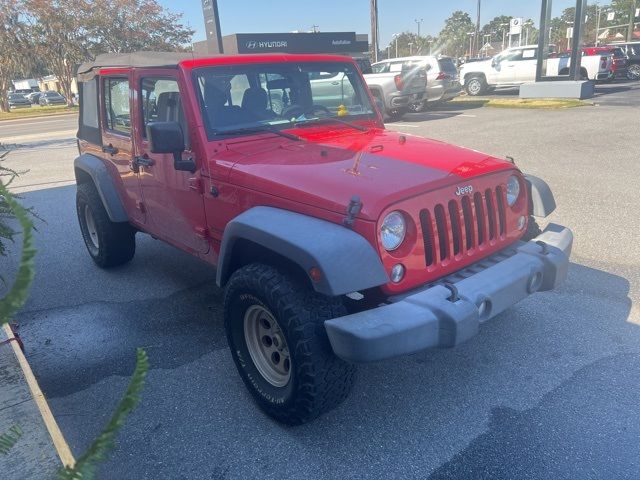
521,49,537,60
503,50,524,62
140,77,188,149
104,77,130,135
371,63,389,73
389,62,403,72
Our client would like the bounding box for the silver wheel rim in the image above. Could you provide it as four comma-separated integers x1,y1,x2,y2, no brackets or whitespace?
468,80,480,95
84,204,99,249
243,305,291,387
629,65,640,80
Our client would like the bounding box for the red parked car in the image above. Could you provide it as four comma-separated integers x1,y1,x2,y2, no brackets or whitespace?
582,46,628,80
74,52,572,424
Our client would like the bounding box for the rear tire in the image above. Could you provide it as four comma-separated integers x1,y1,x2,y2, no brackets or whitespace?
628,64,640,80
465,75,487,96
76,182,135,268
224,263,356,425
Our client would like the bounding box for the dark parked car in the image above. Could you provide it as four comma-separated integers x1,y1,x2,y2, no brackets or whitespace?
26,91,42,104
39,91,67,106
8,93,32,108
609,42,640,80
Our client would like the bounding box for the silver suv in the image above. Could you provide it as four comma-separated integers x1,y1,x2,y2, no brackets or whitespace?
372,55,461,112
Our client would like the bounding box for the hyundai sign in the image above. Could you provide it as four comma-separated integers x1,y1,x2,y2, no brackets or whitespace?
225,32,368,54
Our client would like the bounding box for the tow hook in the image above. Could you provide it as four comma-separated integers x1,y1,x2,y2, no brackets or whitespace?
443,282,460,302
536,240,549,255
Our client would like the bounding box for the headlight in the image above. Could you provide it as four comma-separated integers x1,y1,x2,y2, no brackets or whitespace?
380,211,406,251
506,175,521,207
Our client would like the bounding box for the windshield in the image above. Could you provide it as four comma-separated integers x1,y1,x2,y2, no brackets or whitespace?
193,61,375,138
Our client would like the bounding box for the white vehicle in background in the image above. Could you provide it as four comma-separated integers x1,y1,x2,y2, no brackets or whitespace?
460,45,614,96
371,56,462,112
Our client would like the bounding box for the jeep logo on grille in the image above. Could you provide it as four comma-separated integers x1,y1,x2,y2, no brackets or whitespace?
455,185,473,196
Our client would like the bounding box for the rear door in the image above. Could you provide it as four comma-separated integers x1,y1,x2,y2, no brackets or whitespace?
100,72,145,225
132,69,209,254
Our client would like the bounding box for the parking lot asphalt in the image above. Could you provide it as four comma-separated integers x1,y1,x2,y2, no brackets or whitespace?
2,84,640,479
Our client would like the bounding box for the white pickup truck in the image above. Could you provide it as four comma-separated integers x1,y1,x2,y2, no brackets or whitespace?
460,45,614,96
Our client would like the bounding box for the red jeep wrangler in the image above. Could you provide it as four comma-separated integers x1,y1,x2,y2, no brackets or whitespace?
75,52,572,424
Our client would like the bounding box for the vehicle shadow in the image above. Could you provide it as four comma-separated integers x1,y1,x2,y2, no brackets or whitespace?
285,262,635,479
11,184,638,478
398,100,486,122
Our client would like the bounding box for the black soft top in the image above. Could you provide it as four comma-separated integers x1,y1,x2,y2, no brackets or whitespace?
77,51,212,80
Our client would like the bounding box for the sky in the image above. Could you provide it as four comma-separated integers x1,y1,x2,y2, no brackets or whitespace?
159,0,579,47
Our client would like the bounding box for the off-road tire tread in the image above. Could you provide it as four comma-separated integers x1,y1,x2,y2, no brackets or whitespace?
224,263,356,425
76,182,135,268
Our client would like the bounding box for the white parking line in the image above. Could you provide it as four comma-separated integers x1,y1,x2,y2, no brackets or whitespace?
391,124,420,128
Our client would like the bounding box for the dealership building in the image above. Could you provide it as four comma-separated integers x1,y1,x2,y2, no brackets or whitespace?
193,31,369,57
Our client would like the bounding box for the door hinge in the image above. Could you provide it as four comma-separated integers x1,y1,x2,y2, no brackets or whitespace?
189,177,204,194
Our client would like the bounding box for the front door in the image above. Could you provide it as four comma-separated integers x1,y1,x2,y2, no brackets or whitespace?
133,70,209,254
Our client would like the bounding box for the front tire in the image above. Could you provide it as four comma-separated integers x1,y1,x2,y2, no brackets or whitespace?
76,182,135,268
224,263,356,424
465,75,487,96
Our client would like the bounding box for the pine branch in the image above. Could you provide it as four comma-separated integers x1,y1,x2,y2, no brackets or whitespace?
57,348,149,480
0,181,35,325
0,425,23,455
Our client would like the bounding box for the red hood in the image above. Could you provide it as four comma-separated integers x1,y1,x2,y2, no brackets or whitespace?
225,127,514,221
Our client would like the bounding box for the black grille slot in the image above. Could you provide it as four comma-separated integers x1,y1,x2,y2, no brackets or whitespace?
473,192,485,245
448,200,462,256
496,186,506,236
485,189,496,240
419,209,434,266
461,196,474,250
434,204,448,261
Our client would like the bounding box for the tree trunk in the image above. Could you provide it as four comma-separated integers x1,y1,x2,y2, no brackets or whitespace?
629,0,637,42
0,79,10,113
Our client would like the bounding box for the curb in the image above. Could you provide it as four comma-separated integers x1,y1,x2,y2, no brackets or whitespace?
0,324,75,476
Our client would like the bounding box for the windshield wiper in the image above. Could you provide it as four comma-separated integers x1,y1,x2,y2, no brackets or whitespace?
294,116,369,132
212,125,302,141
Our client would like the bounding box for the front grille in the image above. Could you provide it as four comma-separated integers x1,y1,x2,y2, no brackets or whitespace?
419,187,508,267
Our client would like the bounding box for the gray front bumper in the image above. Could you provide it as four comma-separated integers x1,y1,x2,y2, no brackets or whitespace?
325,224,573,363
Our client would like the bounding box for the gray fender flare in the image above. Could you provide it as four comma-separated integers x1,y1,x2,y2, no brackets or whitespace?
216,206,389,297
525,174,556,218
74,153,128,222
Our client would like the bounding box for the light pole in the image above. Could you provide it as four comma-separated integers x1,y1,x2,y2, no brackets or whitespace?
523,20,534,45
408,42,413,55
393,33,400,58
467,31,475,58
500,23,509,51
474,0,481,58
428,39,433,55
415,18,423,37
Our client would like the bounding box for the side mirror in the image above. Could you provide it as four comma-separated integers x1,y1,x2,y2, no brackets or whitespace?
147,121,195,173
491,57,499,68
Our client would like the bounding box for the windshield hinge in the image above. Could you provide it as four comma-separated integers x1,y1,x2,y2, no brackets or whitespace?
343,195,362,228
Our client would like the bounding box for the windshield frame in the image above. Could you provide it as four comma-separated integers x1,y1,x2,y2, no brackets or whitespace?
191,61,377,141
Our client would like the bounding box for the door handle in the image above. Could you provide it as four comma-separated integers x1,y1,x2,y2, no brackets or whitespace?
134,155,155,167
331,81,340,85
102,144,118,155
